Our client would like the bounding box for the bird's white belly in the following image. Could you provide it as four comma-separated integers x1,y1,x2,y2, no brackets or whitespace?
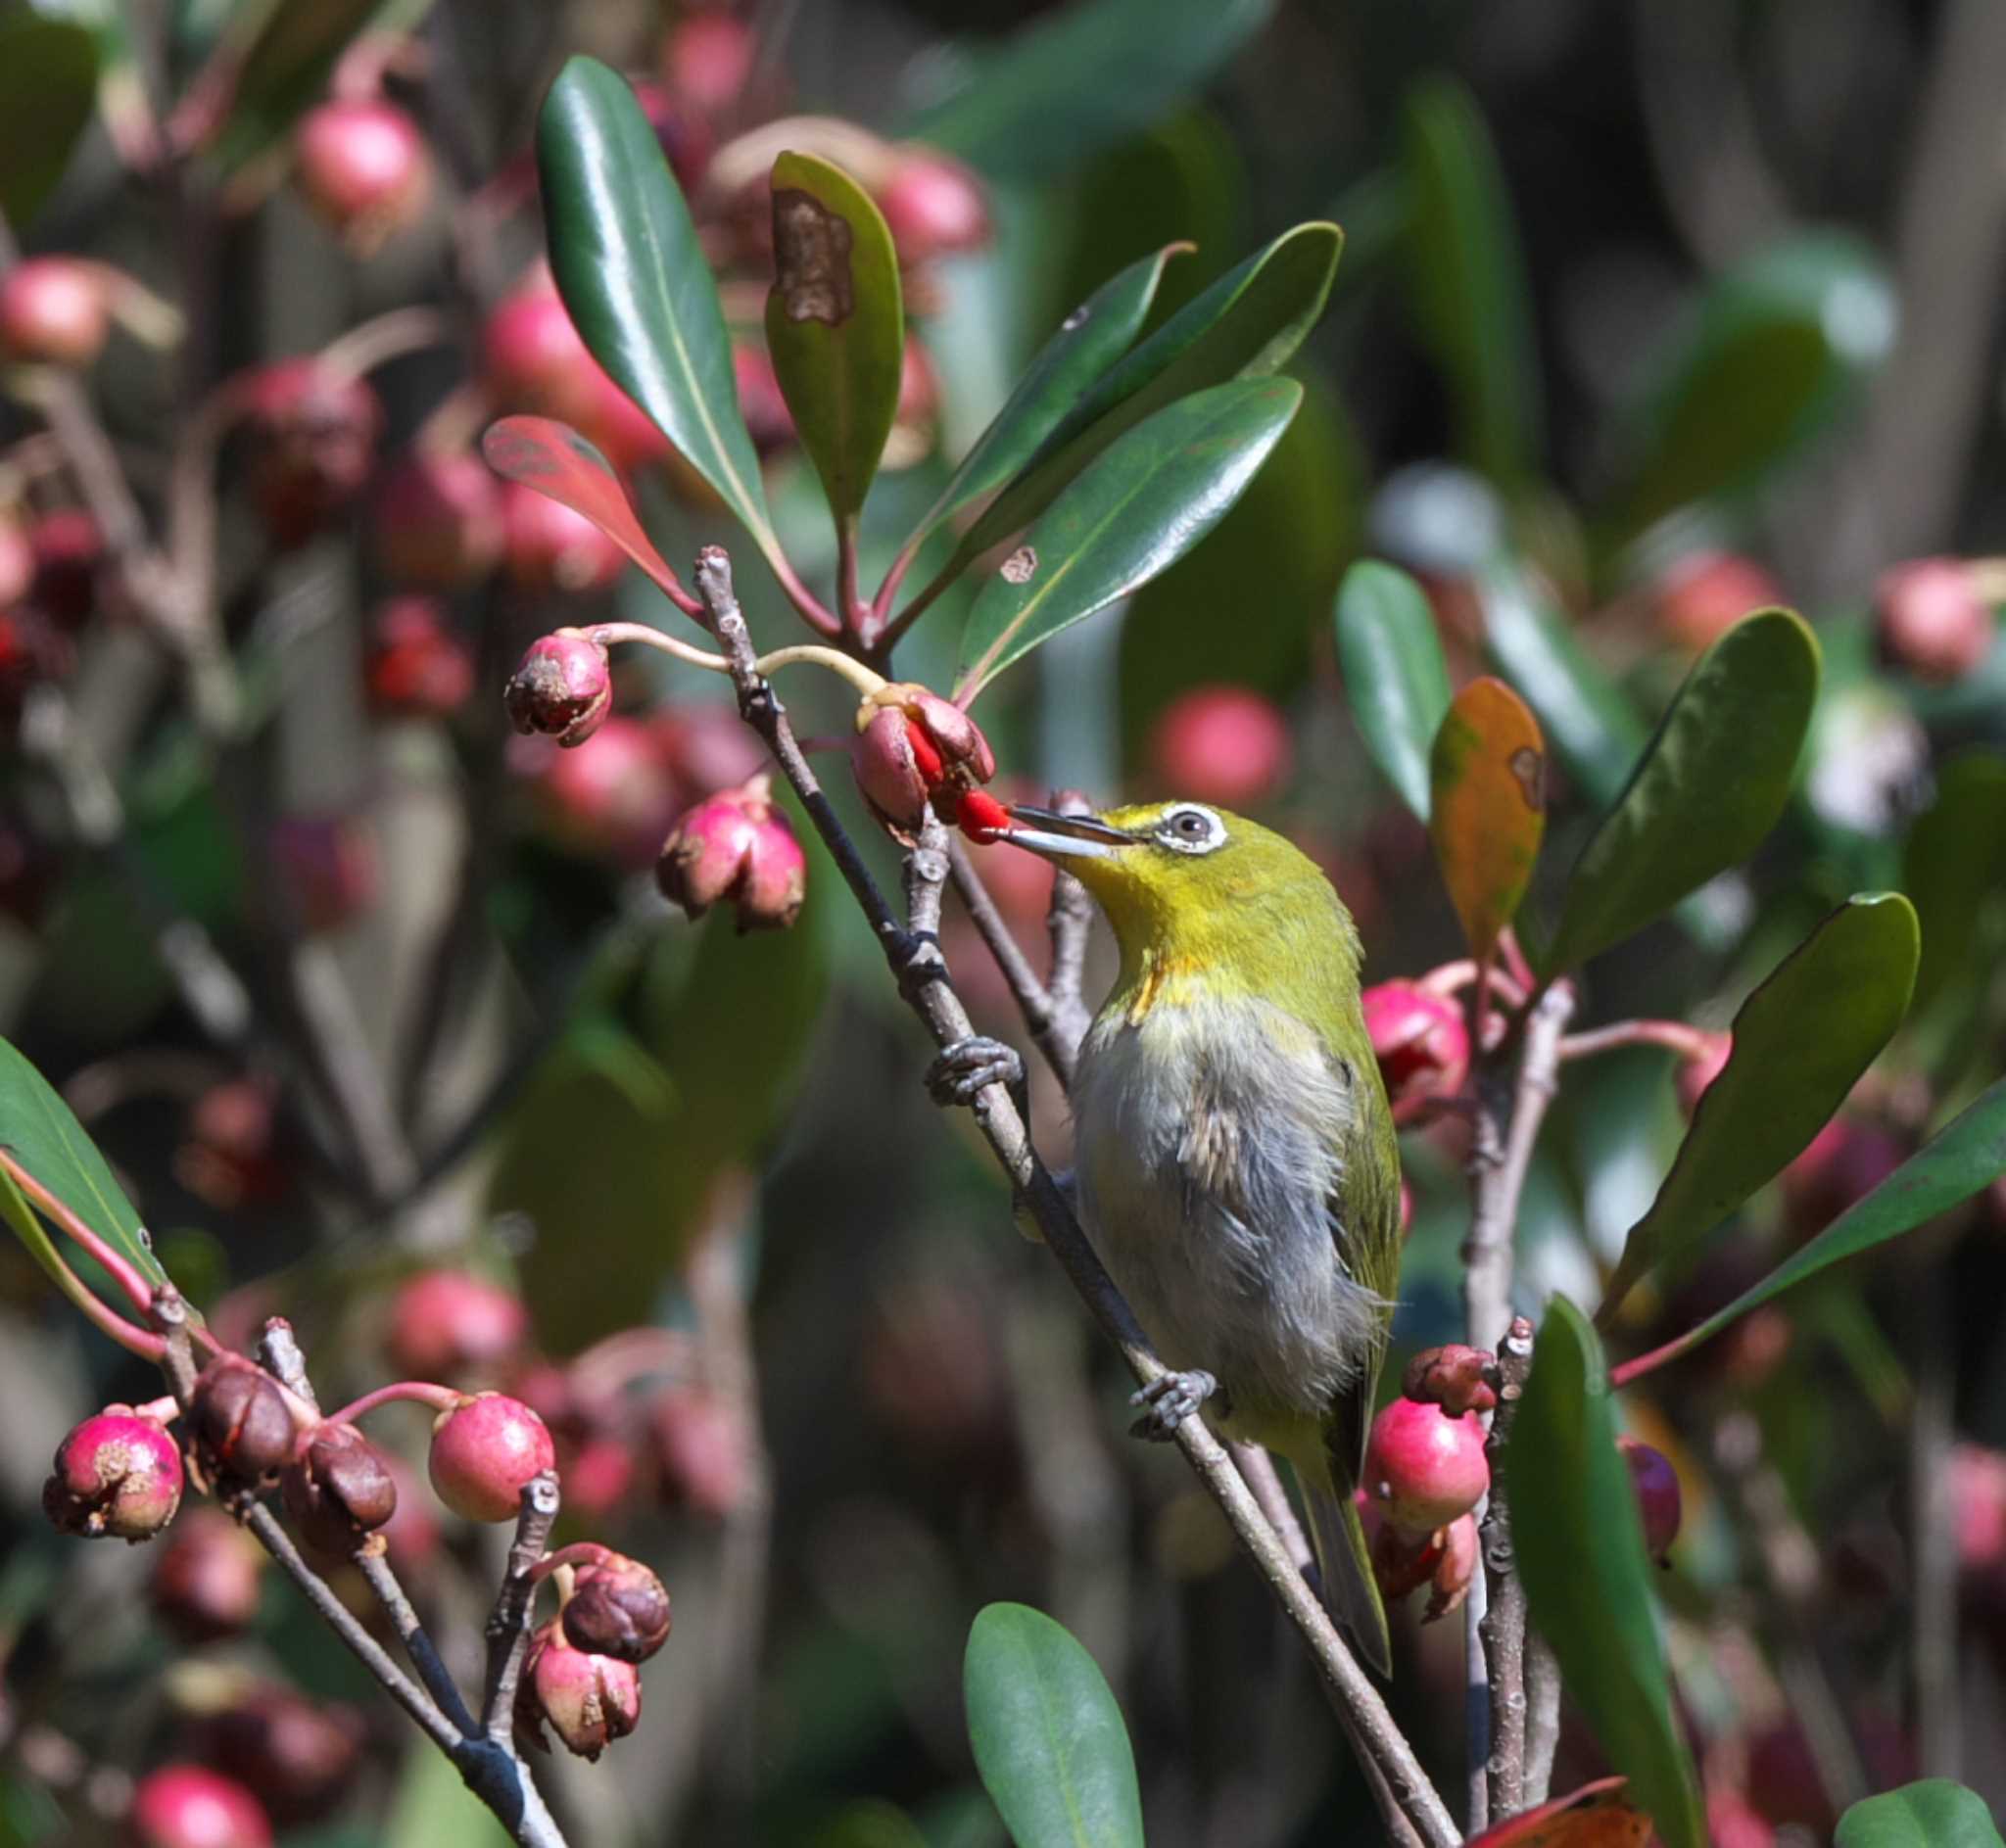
1071,996,1379,1428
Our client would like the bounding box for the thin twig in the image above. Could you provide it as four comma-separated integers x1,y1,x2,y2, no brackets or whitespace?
1476,1318,1537,1820
1229,1444,1313,1578
693,546,1459,1848
1043,789,1098,1070
946,839,1074,1086
483,1471,563,1741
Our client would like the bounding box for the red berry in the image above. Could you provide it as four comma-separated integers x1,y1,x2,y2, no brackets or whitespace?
0,258,109,366
1362,1398,1489,1539
1653,551,1785,653
1875,556,1995,684
662,11,757,115
372,452,504,588
505,629,613,747
655,773,806,930
562,1553,673,1662
515,717,680,869
150,1507,265,1641
43,1406,183,1541
386,1269,530,1381
1148,686,1294,808
517,1621,643,1760
293,99,431,249
428,1393,555,1522
1618,1435,1682,1562
239,360,383,546
129,1764,273,1848
877,150,991,262
499,481,627,593
957,788,1011,841
1362,979,1470,1111
364,596,473,717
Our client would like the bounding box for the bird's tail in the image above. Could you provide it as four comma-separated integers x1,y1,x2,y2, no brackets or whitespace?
1300,1456,1392,1677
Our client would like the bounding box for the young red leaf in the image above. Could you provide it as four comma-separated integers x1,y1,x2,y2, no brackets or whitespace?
1428,675,1546,962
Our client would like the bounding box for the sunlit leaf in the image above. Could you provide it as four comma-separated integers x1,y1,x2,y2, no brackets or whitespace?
1427,676,1545,962
1335,559,1452,820
1836,1780,2006,1848
1509,1299,1705,1848
1902,753,2006,1015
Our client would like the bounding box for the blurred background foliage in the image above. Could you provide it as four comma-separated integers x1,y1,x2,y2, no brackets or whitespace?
1,0,2004,1843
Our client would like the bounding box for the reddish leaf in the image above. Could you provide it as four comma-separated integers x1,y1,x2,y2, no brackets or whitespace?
481,416,699,617
1464,1777,1652,1847
1428,675,1546,961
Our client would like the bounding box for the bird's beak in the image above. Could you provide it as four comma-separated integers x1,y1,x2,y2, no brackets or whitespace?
997,804,1134,862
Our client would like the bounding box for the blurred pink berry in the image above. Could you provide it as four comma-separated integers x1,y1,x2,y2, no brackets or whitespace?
268,811,380,934
372,452,503,588
43,1406,183,1541
294,99,431,250
500,482,627,593
1875,556,1995,685
516,717,681,868
1362,979,1470,1112
239,359,382,546
1782,1117,1906,1241
877,150,991,262
387,1269,530,1382
365,596,474,718
655,773,806,931
651,1389,751,1518
733,342,794,453
1653,551,1785,653
130,1764,273,1848
28,507,103,627
1362,1398,1490,1539
505,629,612,747
662,11,757,115
428,1392,555,1522
150,1506,265,1642
0,513,34,607
1952,1445,2006,1573
203,1686,365,1828
1618,1435,1683,1563
0,258,109,366
1148,686,1294,808
517,1621,643,1761
652,701,767,797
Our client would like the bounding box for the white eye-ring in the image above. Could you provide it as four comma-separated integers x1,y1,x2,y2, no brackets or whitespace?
1156,804,1227,855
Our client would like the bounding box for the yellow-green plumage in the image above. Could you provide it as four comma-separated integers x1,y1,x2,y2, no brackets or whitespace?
1008,799,1401,1673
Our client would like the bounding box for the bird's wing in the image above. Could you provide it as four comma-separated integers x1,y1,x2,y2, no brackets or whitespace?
1320,1041,1403,1484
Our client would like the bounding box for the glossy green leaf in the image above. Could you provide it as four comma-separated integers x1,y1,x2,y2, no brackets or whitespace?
1335,559,1453,820
1608,233,1893,538
1624,1075,2006,1379
1428,677,1546,962
765,151,904,538
1545,610,1819,972
537,58,774,552
1836,1780,2005,1848
1509,1299,1705,1848
1480,566,1647,806
0,1033,166,1291
898,0,1273,181
1401,78,1541,485
0,15,97,227
1902,753,2006,1014
1599,894,1919,1319
953,378,1301,700
964,1603,1142,1848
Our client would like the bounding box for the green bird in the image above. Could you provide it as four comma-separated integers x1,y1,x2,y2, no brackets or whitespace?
938,798,1401,1673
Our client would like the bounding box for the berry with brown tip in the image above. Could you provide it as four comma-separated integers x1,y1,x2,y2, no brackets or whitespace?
517,1621,643,1760
43,1406,183,1541
1401,1345,1499,1417
504,630,612,748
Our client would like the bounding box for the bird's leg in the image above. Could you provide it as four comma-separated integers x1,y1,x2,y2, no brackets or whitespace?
1129,1369,1224,1442
925,1034,1029,1120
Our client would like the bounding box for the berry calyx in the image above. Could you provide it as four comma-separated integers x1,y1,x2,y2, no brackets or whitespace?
516,1621,643,1761
561,1552,673,1663
654,773,807,931
43,1405,183,1541
428,1392,555,1522
1362,1397,1490,1539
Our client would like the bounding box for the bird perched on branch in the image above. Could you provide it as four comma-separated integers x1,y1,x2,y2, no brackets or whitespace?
932,798,1401,1674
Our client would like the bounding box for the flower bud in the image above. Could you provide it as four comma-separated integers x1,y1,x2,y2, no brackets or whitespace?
1362,980,1470,1111
1618,1436,1682,1563
43,1405,183,1541
205,1686,365,1826
851,683,996,831
1652,551,1785,653
151,1507,265,1641
293,99,431,252
372,452,503,588
1148,686,1294,809
1401,1345,1498,1417
655,774,806,931
500,481,626,593
562,1553,673,1662
876,149,991,262
1423,1512,1479,1622
1875,556,1995,685
387,1269,530,1383
281,1421,399,1556
130,1764,273,1848
189,1357,299,1491
365,596,474,718
1362,1398,1489,1540
0,258,109,367
517,1622,643,1760
239,359,382,545
504,630,612,747
428,1392,555,1523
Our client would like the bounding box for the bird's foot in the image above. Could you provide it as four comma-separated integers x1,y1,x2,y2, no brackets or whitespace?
925,1035,1027,1115
1129,1369,1219,1442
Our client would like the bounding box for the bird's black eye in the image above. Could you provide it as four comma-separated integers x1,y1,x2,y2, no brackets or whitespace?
1171,810,1208,838
1156,805,1224,853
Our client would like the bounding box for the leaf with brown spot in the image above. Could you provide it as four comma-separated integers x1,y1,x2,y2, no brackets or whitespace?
1463,1777,1653,1846
764,150,904,540
1428,676,1546,962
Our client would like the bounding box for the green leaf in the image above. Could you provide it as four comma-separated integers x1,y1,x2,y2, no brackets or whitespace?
953,377,1301,700
1836,1780,2006,1848
1545,610,1820,972
1902,753,2006,1015
1480,566,1647,807
0,1033,166,1292
1625,1075,2006,1377
764,151,905,538
0,14,97,228
1608,233,1893,538
1400,77,1541,485
1508,1299,1705,1848
1335,559,1452,820
898,0,1273,181
537,58,775,554
1428,677,1546,961
964,1603,1143,1848
1599,894,1919,1319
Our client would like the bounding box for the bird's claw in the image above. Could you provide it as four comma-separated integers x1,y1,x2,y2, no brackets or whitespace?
1129,1369,1218,1442
926,1035,1027,1113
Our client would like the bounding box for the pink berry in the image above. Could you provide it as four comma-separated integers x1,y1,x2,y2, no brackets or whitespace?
1362,979,1470,1111
1875,556,1995,684
130,1764,273,1848
0,513,33,606
1362,1398,1490,1539
650,1389,750,1519
517,1620,643,1760
652,701,767,798
372,452,504,588
1148,686,1294,808
1953,1445,2006,1573
1653,551,1785,653
1618,1435,1682,1562
876,150,992,262
515,716,680,869
150,1507,265,1642
733,341,794,453
203,1686,364,1828
428,1392,555,1522
293,100,431,248
364,596,474,718
505,629,613,747
499,481,626,593
43,1406,183,1541
267,812,380,934
661,11,757,115
481,280,672,472
386,1269,530,1381
562,1553,673,1662
239,359,383,546
1781,1117,1906,1241
655,773,807,931
0,258,109,366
